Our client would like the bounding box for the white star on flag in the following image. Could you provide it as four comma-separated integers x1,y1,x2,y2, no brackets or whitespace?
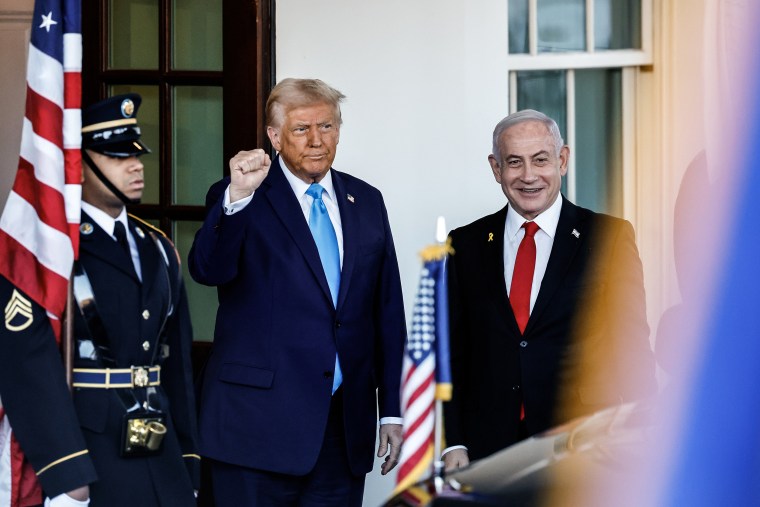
39,11,57,32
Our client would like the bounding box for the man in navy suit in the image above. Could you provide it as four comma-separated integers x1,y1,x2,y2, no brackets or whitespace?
189,78,407,506
442,109,657,471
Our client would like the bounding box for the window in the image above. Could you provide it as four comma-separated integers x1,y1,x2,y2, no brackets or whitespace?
82,0,274,342
507,0,651,218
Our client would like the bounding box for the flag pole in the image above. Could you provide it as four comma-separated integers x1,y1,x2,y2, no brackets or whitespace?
432,216,447,491
64,274,75,390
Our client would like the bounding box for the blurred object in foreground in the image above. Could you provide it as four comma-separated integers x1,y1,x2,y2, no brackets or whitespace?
384,399,655,507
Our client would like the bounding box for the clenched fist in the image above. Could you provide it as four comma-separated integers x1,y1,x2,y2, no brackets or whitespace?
229,149,271,202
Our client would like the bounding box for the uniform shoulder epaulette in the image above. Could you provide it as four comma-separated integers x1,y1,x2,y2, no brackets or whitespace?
128,213,168,240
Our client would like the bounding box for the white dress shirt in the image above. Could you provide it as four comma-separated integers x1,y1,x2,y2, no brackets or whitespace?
503,193,563,313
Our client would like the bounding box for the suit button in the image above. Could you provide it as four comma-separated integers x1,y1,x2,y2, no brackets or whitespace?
142,341,150,351
335,321,341,328
323,371,333,379
512,385,521,391
142,309,150,320
519,340,528,348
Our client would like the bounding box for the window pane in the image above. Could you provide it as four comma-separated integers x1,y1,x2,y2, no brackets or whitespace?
109,0,158,69
172,0,223,70
574,69,623,216
538,0,585,52
509,0,529,54
172,86,223,205
516,71,568,195
595,0,641,50
109,85,160,205
174,221,218,342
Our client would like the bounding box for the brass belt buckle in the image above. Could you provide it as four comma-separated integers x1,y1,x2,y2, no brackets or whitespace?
132,366,150,387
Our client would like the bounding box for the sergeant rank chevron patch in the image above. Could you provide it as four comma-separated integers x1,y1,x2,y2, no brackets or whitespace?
4,289,33,332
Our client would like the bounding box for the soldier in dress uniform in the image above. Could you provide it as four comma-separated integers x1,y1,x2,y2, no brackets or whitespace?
0,94,199,506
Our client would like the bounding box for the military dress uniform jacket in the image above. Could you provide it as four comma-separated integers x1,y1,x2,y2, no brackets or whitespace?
443,197,658,461
0,212,199,505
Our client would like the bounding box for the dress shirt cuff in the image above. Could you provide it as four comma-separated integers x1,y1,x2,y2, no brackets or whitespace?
379,417,403,426
223,185,254,215
441,445,468,458
45,494,90,507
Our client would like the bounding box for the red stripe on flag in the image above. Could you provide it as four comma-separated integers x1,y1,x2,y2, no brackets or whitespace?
25,87,63,149
397,441,432,480
0,231,69,320
13,159,70,234
63,71,81,109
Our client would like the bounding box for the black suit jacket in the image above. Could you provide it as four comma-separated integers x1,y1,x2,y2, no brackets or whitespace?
0,212,199,504
443,197,657,460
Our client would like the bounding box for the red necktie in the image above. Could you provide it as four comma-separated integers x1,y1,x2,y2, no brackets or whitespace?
510,221,540,334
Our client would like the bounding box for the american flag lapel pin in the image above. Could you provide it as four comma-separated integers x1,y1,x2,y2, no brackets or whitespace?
347,194,355,203
572,229,580,238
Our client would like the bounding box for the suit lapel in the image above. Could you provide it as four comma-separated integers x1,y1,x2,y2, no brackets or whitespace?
263,158,335,307
79,211,139,281
526,197,584,332
130,220,159,293
332,171,356,311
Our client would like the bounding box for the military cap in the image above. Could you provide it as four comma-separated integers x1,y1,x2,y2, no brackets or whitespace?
81,93,151,157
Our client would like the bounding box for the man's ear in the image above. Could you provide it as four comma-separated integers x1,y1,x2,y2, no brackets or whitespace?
559,145,570,176
266,126,281,151
488,154,502,183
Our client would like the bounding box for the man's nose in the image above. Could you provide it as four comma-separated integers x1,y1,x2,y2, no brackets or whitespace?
307,128,323,146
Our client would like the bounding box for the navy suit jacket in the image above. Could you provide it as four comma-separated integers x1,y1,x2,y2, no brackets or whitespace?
443,197,657,461
189,158,406,476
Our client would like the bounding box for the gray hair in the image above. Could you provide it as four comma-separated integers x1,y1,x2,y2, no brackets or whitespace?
491,109,564,160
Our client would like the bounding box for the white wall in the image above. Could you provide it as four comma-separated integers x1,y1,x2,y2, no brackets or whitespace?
276,1,508,504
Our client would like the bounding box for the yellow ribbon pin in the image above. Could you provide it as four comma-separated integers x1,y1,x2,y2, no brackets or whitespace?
488,232,494,242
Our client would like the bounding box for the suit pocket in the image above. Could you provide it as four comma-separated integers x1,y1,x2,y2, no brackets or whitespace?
218,363,274,389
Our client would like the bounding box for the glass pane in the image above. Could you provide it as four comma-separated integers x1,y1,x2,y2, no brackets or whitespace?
109,0,158,69
574,69,623,216
172,86,223,205
508,0,529,54
516,71,568,195
109,85,160,205
595,0,641,50
538,0,585,52
173,0,223,70
175,221,218,342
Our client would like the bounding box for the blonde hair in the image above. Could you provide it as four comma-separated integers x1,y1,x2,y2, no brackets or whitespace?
266,78,346,128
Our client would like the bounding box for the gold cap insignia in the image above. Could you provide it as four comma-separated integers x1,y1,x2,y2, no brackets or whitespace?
5,289,33,332
80,222,94,235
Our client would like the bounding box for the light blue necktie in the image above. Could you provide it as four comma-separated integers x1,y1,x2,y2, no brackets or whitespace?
306,183,342,394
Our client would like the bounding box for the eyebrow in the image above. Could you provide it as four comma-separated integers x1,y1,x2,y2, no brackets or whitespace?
506,150,550,159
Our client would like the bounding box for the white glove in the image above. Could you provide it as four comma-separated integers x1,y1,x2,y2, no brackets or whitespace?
44,493,90,507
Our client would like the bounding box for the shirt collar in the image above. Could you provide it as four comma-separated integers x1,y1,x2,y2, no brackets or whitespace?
81,201,128,236
506,193,563,240
279,157,336,203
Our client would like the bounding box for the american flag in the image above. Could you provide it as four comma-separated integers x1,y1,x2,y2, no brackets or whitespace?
0,0,81,505
395,248,452,494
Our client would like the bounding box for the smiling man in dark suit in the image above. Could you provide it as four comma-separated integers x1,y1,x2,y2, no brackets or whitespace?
442,109,657,471
189,78,407,506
